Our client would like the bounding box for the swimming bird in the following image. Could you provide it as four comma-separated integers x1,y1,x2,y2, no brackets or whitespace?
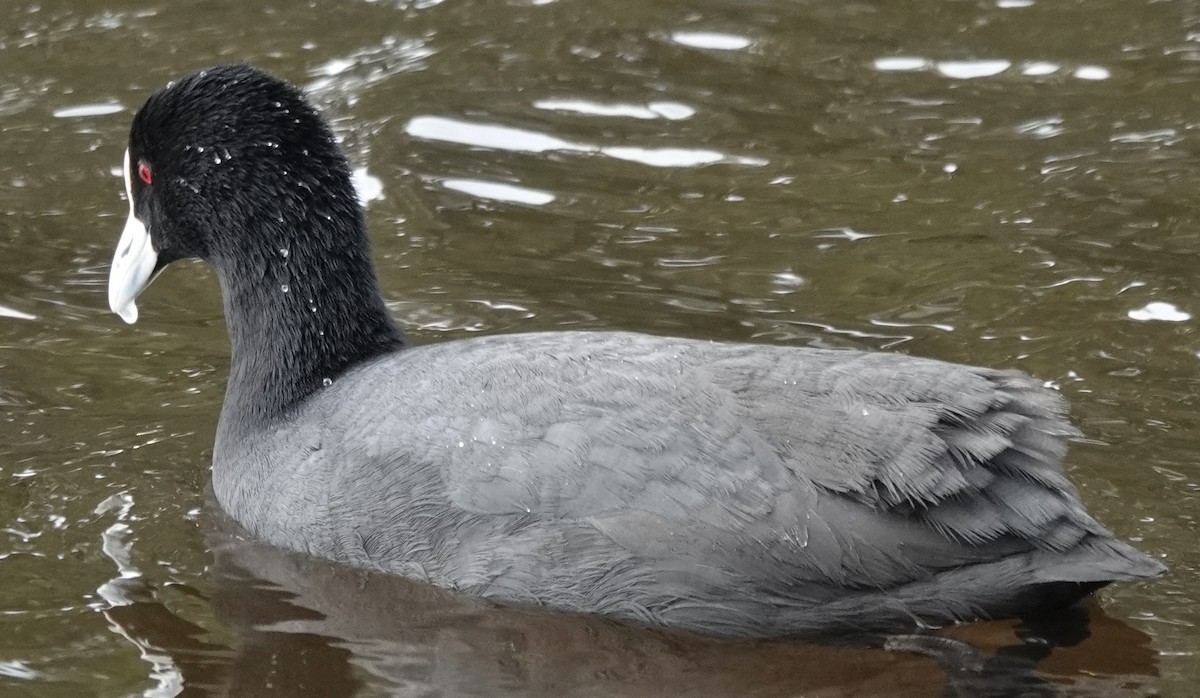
107,64,1163,639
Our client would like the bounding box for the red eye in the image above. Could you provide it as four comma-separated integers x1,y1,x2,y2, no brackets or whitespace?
138,162,153,185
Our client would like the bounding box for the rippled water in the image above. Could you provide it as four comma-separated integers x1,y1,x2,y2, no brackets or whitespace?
2,0,1198,695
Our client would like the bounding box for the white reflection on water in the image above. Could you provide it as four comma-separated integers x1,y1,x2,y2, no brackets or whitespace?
93,492,187,696
1022,61,1060,76
874,57,1108,81
604,147,718,167
669,31,752,51
1128,302,1191,322
1015,117,1064,139
407,116,585,153
814,227,878,241
351,166,385,204
443,178,555,205
936,60,1011,79
0,304,36,320
1111,129,1181,146
406,115,767,168
874,57,1013,78
52,103,124,118
305,37,435,98
870,318,955,333
874,57,931,71
316,58,355,76
534,99,694,120
0,661,41,681
771,271,805,294
1073,65,1111,80
94,492,140,591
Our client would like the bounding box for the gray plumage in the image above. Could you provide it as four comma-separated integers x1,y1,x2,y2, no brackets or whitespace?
215,331,1162,637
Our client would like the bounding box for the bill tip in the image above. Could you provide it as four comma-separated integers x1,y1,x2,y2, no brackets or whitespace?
115,302,139,324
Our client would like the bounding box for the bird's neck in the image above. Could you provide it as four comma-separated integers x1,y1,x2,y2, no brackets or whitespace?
212,205,405,442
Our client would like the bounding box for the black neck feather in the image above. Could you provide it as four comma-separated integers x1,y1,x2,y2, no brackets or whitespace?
213,199,405,438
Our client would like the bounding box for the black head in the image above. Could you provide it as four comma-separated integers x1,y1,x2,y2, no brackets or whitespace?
110,64,361,322
108,64,404,428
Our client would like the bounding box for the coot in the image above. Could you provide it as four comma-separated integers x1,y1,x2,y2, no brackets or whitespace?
107,64,1163,638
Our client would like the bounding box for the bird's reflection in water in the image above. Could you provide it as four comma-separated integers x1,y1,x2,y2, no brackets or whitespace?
100,500,1160,697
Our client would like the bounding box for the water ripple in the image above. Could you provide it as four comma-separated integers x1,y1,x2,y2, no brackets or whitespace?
1128,302,1190,323
442,178,555,205
406,115,767,168
669,31,752,51
0,304,37,321
351,167,385,205
534,99,694,121
52,103,124,118
873,56,1110,81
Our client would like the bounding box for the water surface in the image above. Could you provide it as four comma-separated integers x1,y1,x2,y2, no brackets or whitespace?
1,0,1196,695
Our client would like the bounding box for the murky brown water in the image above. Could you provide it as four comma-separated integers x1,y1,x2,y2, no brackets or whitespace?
2,0,1197,695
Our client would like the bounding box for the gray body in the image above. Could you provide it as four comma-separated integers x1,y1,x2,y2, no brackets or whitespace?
214,331,1159,637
